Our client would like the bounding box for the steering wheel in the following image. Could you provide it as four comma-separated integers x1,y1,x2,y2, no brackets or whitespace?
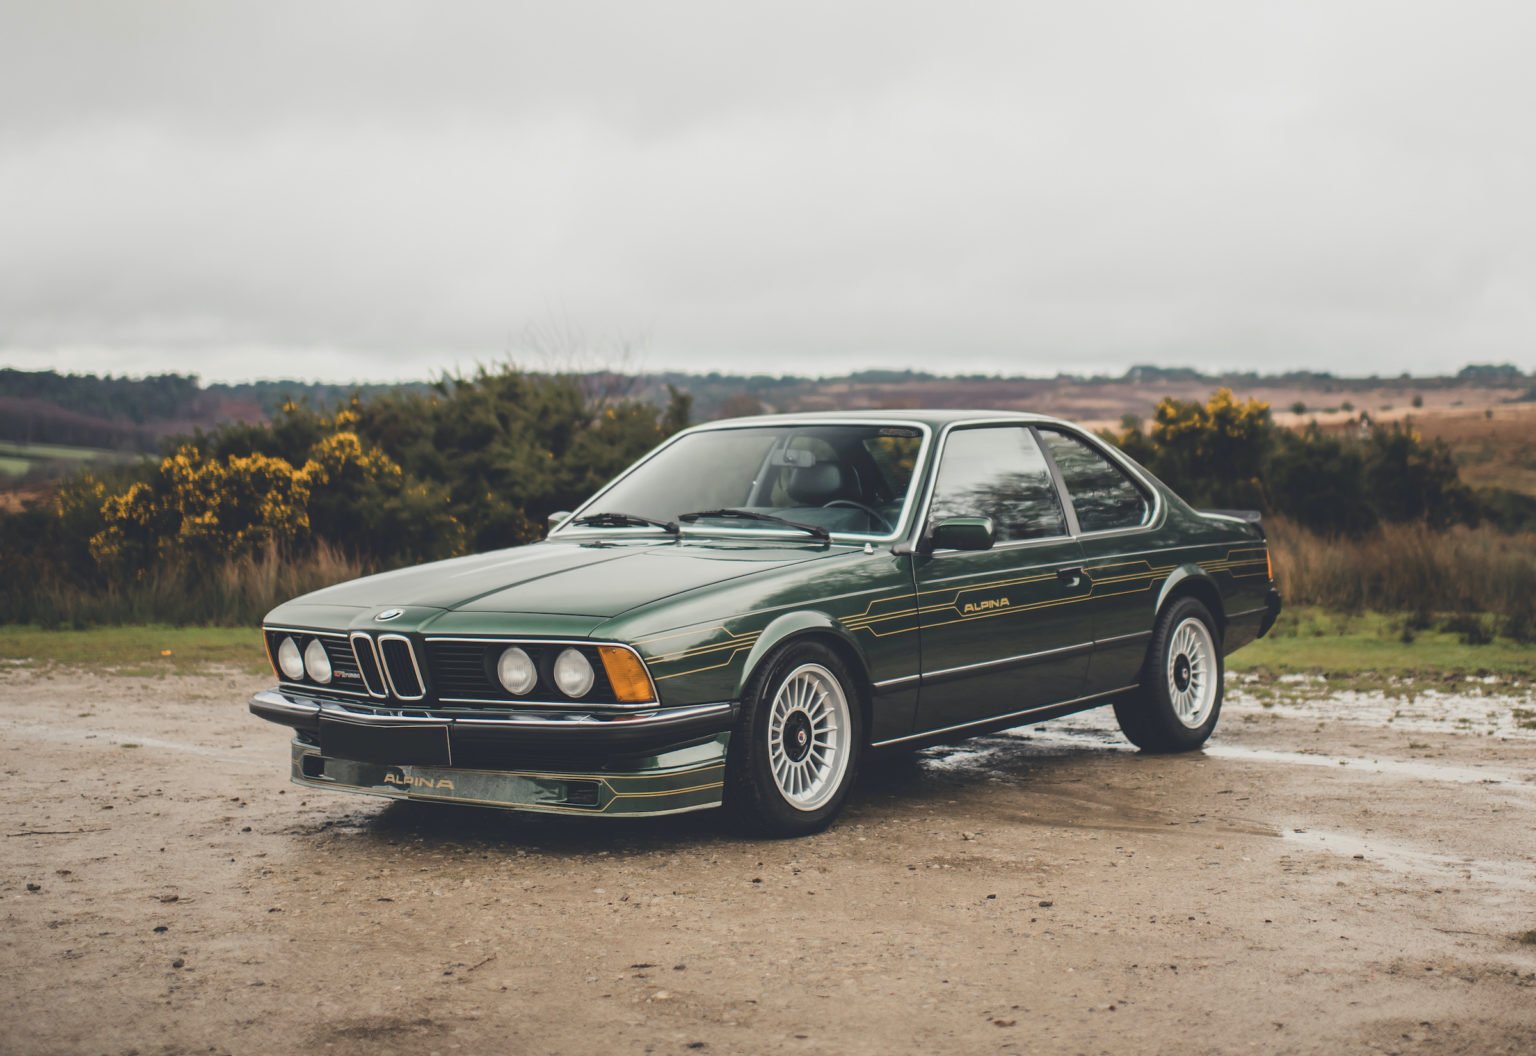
822,499,895,533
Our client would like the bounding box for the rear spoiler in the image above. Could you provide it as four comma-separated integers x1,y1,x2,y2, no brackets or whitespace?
1198,509,1266,537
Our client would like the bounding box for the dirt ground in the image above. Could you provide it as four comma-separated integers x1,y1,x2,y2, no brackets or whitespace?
3,668,1533,1056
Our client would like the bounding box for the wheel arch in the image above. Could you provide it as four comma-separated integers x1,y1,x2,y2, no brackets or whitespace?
733,611,874,739
1155,566,1227,641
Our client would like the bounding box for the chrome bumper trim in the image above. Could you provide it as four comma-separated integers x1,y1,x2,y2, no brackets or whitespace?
249,689,731,729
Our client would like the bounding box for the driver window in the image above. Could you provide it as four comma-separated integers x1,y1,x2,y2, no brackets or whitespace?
929,427,1066,542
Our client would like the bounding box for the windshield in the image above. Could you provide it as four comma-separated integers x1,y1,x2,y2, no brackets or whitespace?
567,423,928,538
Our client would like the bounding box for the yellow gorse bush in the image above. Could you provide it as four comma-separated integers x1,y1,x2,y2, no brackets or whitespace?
90,431,403,572
1150,387,1271,447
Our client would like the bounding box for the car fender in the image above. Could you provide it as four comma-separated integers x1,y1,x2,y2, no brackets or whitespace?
1155,563,1225,623
733,610,871,700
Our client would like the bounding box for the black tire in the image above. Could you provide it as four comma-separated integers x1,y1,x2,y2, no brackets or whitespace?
725,641,864,837
1113,597,1224,753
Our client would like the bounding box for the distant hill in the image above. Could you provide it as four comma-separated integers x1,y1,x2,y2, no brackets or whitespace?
0,369,426,452
2,362,1529,458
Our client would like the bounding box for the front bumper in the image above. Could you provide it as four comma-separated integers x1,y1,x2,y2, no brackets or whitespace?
250,689,736,755
251,689,737,816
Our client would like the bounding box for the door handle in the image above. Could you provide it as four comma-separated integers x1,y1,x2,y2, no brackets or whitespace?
1057,566,1085,587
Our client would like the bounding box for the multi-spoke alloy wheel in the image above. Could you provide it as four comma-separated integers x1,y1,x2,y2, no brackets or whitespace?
1113,596,1224,753
727,642,863,836
1166,616,1217,728
767,663,851,812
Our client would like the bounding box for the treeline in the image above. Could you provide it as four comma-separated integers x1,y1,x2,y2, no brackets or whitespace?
2,377,1532,628
0,368,426,451
1103,390,1536,535
0,368,690,626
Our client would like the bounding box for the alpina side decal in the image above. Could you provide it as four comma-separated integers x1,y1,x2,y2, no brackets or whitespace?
641,546,1269,681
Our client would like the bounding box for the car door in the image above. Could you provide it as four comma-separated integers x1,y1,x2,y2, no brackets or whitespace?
912,425,1091,734
1036,426,1158,695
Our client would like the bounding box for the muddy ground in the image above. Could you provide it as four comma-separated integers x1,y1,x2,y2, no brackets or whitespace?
2,669,1533,1056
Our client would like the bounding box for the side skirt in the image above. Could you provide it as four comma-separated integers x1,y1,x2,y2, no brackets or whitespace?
869,684,1139,751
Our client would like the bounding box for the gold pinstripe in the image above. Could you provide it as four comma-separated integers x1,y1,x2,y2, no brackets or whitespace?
646,546,1269,679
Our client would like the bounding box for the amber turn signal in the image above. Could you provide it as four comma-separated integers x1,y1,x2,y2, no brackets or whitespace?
598,646,656,704
1266,548,1274,582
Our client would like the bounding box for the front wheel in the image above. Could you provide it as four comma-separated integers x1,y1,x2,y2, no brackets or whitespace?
1113,597,1224,753
725,642,863,837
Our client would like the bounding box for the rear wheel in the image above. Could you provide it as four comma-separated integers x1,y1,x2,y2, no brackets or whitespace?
1113,597,1223,753
725,642,863,837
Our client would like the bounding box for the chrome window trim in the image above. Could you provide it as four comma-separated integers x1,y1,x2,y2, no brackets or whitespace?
1031,423,1164,539
548,417,936,546
376,633,427,702
916,422,1074,549
348,631,390,699
423,636,658,708
905,417,1166,551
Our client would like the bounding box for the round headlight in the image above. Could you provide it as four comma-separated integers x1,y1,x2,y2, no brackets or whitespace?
276,636,305,681
496,646,538,695
552,647,595,698
303,638,332,684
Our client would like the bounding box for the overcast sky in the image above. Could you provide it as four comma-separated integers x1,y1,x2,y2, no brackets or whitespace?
2,1,1533,383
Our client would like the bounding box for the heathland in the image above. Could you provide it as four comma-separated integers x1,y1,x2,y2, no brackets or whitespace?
0,363,1533,674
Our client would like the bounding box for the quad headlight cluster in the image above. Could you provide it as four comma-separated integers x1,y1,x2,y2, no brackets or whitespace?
496,645,598,698
495,643,649,702
274,635,333,684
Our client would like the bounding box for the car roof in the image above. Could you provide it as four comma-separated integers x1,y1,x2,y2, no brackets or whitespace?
691,409,1067,431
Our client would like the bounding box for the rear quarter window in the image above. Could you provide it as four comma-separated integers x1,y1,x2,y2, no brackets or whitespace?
1040,429,1151,533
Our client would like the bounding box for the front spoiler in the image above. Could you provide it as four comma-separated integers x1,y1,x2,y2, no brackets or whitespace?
289,735,729,817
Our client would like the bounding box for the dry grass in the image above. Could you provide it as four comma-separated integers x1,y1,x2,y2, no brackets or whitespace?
9,541,366,628
1267,517,1536,638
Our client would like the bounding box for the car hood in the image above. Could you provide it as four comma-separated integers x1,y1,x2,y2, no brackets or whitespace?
275,537,848,620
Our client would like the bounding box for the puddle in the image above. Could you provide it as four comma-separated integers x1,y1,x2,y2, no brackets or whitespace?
1283,828,1536,896
1204,743,1535,789
914,709,1536,792
1229,678,1536,740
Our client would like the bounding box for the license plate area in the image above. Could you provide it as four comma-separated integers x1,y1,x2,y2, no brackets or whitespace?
319,718,451,766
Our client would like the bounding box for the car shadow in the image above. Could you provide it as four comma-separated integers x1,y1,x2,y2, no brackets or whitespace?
295,722,1141,856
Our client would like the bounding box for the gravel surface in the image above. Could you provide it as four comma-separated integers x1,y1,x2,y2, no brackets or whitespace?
3,668,1534,1055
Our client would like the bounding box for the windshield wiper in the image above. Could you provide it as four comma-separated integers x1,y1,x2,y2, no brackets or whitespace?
570,511,679,534
678,508,831,541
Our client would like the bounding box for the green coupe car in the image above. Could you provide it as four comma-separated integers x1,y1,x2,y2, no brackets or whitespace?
252,411,1280,835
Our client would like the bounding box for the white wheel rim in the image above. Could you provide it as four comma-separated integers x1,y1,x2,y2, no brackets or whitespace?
767,663,851,812
1166,617,1218,728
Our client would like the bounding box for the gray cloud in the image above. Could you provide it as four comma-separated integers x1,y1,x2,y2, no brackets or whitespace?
1,0,1533,381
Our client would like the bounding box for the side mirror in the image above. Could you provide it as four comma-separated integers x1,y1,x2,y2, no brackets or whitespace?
547,511,573,535
926,516,995,553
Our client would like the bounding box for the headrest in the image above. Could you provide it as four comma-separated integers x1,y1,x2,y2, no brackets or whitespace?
785,462,845,504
